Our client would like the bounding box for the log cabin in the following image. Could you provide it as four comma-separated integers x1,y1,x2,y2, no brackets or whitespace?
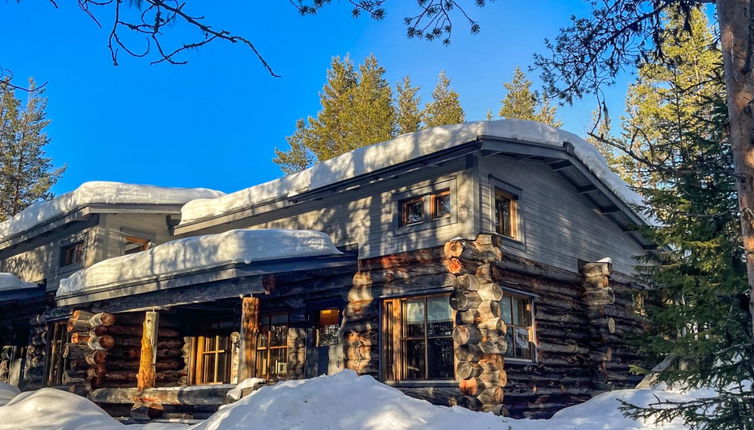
0,120,653,421
0,182,223,389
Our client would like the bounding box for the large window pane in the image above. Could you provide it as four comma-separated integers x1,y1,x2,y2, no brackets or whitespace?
427,337,454,379
501,296,512,324
270,324,287,347
427,297,453,336
403,300,425,338
403,339,425,380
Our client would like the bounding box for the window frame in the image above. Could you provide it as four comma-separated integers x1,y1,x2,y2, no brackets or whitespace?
488,177,525,247
254,313,289,381
393,178,457,235
59,240,85,269
499,292,537,364
382,293,455,382
189,334,233,385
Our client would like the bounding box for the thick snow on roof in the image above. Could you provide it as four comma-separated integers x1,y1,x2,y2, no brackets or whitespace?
56,229,342,297
180,119,645,226
0,273,38,292
0,181,224,242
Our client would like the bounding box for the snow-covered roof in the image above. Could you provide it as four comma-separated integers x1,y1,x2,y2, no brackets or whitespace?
0,181,224,242
56,229,342,298
179,119,645,227
0,273,38,292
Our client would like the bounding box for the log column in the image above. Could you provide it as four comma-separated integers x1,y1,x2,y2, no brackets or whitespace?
64,310,115,394
580,260,614,391
239,297,260,380
136,311,159,391
446,236,508,415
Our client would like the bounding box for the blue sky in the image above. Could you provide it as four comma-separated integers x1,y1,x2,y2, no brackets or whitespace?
1,1,634,195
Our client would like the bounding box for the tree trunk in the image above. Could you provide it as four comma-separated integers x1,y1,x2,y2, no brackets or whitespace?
717,0,754,338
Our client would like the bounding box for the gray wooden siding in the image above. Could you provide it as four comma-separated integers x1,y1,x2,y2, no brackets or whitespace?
476,155,645,274
182,158,478,260
0,213,175,291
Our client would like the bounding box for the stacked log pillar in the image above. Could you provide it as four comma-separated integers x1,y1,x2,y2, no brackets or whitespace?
580,260,615,391
446,236,508,415
23,313,47,389
342,272,379,377
64,310,115,394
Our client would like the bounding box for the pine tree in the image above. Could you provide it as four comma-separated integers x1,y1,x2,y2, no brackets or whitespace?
0,79,64,221
272,54,395,173
395,76,422,134
498,66,562,127
423,71,465,127
615,9,754,429
585,107,631,183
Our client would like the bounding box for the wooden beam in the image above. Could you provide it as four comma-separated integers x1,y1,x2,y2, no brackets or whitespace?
239,297,260,380
136,311,159,391
576,185,598,194
549,160,571,171
600,206,621,214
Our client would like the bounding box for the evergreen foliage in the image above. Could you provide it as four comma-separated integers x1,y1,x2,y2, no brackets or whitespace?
273,55,395,173
423,71,465,128
498,67,562,127
395,76,422,135
603,9,754,429
0,79,64,221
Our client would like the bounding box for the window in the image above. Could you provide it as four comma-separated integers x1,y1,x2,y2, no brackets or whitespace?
431,190,451,219
383,295,454,381
316,308,340,347
255,313,288,380
59,241,85,267
124,236,151,255
494,188,518,238
400,190,452,227
500,295,535,360
400,198,424,226
46,322,68,386
190,335,232,384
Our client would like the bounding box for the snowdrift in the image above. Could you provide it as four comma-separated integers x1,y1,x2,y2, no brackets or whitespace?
0,371,711,430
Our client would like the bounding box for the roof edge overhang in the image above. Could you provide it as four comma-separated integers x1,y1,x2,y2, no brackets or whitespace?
55,252,357,312
0,203,186,252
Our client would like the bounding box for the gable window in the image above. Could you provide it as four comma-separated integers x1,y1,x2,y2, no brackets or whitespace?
400,198,424,226
383,294,454,381
45,321,68,386
500,295,535,360
494,188,519,238
124,236,151,255
255,313,288,381
316,308,340,347
399,190,452,227
59,241,85,267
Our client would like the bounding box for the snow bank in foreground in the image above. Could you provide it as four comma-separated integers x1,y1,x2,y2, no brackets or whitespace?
57,229,342,297
0,383,19,406
194,370,502,430
0,181,224,241
180,120,646,226
0,371,713,430
0,273,37,292
0,388,173,430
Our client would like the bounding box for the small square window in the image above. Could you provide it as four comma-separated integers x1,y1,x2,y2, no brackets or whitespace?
60,241,85,267
494,188,518,238
400,198,424,226
431,191,451,219
316,308,340,347
124,236,151,255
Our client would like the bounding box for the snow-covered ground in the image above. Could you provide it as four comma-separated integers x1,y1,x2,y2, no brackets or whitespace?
0,370,706,430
